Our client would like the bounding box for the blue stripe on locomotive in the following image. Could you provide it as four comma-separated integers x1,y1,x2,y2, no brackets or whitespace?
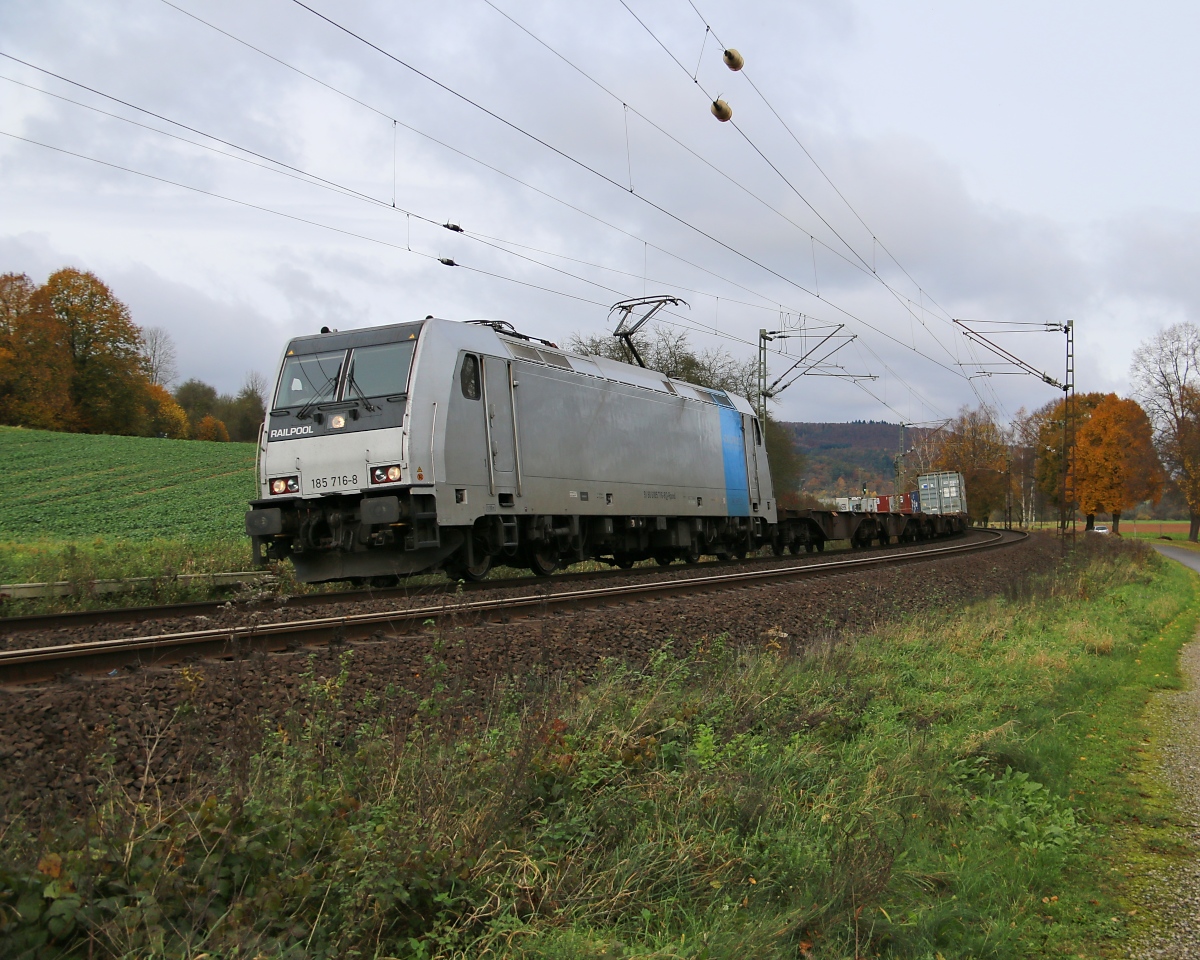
719,405,751,516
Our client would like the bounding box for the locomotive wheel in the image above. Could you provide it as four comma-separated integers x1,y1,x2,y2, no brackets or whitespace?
614,554,636,569
654,553,674,566
684,544,701,564
771,540,786,557
452,552,493,582
529,542,559,577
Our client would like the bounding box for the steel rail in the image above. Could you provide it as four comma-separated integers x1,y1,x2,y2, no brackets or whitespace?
0,536,942,634
0,530,1022,685
0,554,783,632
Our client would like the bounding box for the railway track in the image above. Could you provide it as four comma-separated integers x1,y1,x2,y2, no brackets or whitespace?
0,529,1024,685
0,536,952,634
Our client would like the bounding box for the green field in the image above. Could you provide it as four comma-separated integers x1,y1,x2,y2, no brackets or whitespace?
0,427,259,590
1,426,256,543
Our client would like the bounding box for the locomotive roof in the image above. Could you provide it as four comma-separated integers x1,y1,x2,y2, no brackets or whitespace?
488,329,756,416
287,317,757,417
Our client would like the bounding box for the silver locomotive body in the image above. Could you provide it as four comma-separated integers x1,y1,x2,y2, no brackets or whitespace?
246,318,777,582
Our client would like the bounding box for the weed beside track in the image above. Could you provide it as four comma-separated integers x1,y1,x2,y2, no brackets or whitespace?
0,536,1192,958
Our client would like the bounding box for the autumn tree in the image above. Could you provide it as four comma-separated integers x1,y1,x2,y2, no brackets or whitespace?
28,269,148,435
1073,394,1162,532
223,382,267,443
569,325,758,396
0,273,34,423
0,271,75,430
173,378,219,426
931,405,1009,524
174,374,265,442
194,414,230,442
1131,323,1200,540
1031,392,1107,524
145,383,190,439
1009,406,1047,526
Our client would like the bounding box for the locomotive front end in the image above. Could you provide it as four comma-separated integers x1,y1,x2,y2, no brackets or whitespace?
245,321,448,582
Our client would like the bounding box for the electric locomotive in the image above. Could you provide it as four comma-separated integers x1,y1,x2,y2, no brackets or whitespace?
245,317,777,582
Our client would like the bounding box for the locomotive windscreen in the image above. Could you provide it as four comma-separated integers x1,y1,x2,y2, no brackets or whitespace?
272,323,422,410
274,350,344,409
345,340,416,399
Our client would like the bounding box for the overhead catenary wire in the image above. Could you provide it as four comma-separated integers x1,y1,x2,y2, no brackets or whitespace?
473,0,964,423
672,0,1022,419
613,0,973,382
153,0,946,418
9,7,948,421
154,0,831,317
0,130,620,309
0,127,768,359
477,0,903,290
283,0,965,406
680,0,947,309
0,73,396,209
478,0,967,375
618,0,1002,417
0,59,841,349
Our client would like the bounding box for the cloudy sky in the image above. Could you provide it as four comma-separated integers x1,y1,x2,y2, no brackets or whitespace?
3,0,1197,425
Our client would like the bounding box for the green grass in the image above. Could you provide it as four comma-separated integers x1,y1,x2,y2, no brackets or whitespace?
1125,532,1200,549
0,426,259,593
0,425,256,544
1,539,1193,958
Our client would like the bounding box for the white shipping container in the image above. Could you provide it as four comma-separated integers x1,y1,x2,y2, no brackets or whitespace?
916,471,968,516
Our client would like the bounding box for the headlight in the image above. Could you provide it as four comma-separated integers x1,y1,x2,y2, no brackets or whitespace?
269,476,300,495
370,464,402,484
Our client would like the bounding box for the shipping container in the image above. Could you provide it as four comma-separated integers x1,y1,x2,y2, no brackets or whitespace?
916,471,968,516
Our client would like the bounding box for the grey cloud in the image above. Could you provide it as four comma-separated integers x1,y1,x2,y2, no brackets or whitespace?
1,0,1196,425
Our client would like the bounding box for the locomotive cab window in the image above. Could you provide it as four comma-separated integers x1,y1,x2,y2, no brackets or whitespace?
345,340,416,400
273,350,345,409
460,354,481,400
752,418,762,446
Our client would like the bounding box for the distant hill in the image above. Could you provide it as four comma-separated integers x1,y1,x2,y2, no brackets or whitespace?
780,421,935,499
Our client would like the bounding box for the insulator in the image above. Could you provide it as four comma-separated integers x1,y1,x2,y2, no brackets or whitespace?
723,48,744,71
710,98,733,122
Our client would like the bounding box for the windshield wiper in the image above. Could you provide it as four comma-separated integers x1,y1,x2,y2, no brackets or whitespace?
344,374,378,413
295,374,338,420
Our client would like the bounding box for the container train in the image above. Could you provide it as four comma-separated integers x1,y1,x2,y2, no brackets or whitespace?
245,317,968,583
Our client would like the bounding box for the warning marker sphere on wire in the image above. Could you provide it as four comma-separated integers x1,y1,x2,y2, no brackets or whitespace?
711,98,733,122
723,48,744,71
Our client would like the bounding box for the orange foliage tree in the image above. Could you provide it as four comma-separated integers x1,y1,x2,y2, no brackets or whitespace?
145,383,190,439
0,271,76,430
1031,392,1107,522
932,405,1009,524
1074,394,1162,532
194,414,230,442
28,268,149,435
